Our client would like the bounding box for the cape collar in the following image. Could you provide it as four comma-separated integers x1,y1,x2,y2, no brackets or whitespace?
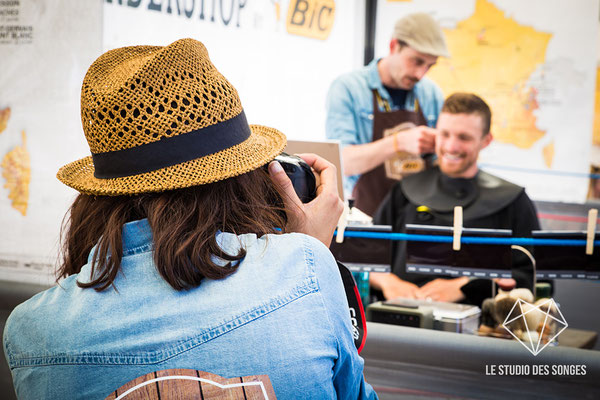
401,166,524,220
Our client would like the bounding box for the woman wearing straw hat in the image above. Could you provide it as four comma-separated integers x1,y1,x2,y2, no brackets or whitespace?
3,39,377,399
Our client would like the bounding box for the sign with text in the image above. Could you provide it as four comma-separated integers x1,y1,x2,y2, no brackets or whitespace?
286,0,335,40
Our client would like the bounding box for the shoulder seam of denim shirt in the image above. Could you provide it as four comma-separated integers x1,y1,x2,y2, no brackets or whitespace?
6,235,323,368
7,277,319,368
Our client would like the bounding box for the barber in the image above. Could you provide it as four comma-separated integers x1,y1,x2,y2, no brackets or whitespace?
326,13,449,215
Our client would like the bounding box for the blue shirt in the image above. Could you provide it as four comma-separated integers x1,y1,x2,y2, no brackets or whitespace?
3,219,377,399
325,59,444,195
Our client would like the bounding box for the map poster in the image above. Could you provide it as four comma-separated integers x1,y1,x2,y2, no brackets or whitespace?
376,0,599,203
0,0,102,283
589,36,600,200
595,66,600,148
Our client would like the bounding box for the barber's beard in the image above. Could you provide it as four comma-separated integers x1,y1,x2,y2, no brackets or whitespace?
399,76,419,90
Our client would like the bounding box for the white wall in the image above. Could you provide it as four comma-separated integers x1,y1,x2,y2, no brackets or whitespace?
103,0,364,141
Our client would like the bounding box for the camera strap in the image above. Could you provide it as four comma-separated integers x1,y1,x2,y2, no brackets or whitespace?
337,261,367,353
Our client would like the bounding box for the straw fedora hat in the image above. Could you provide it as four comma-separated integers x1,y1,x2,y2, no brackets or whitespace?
57,38,286,195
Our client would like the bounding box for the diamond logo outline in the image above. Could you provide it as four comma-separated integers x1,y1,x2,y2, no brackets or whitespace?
501,298,568,356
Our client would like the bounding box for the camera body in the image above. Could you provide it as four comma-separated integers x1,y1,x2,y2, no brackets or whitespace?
270,154,365,351
273,153,316,203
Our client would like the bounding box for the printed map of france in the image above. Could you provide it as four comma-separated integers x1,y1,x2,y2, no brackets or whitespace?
428,0,553,164
0,107,31,216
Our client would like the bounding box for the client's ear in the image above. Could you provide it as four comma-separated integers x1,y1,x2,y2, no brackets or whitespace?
481,132,493,150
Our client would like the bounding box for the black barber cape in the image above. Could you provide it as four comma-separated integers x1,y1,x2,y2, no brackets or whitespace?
373,166,540,306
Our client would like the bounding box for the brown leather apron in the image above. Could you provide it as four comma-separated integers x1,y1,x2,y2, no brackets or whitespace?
352,89,428,216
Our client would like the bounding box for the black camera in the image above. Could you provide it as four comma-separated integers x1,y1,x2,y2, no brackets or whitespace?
272,153,317,203
269,154,366,352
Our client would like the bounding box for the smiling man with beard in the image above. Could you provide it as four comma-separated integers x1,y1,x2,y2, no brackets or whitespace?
371,93,540,306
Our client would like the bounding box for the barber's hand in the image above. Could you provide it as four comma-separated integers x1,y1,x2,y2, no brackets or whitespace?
268,153,343,247
371,273,420,300
416,277,469,303
395,125,437,155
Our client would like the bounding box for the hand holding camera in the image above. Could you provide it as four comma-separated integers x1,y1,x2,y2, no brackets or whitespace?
268,153,343,247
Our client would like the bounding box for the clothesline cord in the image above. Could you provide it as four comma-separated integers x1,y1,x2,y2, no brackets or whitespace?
335,230,599,247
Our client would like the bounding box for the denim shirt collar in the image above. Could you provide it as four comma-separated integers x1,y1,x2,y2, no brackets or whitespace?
110,218,245,255
81,219,248,284
85,218,154,266
366,58,418,112
121,218,154,255
79,219,154,284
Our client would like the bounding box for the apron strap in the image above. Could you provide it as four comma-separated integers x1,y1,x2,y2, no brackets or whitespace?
372,89,391,112
374,88,422,114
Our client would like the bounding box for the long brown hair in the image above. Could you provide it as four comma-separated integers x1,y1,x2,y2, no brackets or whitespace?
58,168,287,291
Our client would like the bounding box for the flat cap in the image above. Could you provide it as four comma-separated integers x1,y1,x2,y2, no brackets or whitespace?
393,13,450,58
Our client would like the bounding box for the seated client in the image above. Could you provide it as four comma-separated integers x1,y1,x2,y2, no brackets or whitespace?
372,93,540,306
3,39,377,399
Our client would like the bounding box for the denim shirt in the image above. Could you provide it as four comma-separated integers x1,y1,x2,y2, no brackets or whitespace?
4,219,377,399
325,59,444,194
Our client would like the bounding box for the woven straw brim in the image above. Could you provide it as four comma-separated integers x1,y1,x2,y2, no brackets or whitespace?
57,124,286,196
